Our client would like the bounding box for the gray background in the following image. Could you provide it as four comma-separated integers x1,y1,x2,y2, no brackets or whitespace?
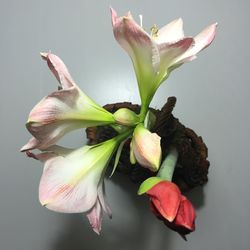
0,0,249,249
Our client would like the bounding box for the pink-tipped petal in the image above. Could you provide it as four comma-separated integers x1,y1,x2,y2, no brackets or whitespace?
98,183,112,218
111,9,157,72
25,145,74,161
20,137,41,152
111,8,160,104
192,23,217,55
157,37,194,80
25,150,56,162
24,88,83,150
39,152,100,213
86,183,112,235
21,52,114,151
41,52,75,89
86,199,103,235
174,23,217,64
156,18,184,44
110,7,118,26
23,86,114,151
39,140,116,213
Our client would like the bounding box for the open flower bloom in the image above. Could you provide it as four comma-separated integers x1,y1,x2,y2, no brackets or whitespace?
139,178,196,239
111,8,217,117
131,124,161,171
21,52,115,151
26,137,119,234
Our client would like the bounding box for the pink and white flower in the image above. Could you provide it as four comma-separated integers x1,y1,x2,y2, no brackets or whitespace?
111,8,217,117
21,53,115,151
26,137,118,234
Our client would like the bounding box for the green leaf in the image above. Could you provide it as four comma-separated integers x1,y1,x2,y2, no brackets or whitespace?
109,140,126,177
137,177,163,195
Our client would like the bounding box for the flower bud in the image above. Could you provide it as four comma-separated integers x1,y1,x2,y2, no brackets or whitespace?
141,179,196,239
132,124,161,172
113,108,139,126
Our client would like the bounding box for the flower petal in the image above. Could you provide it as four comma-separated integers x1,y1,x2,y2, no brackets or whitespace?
40,52,75,89
86,199,103,235
24,145,74,161
132,124,161,172
147,181,181,222
156,37,194,82
22,83,114,151
86,183,112,235
97,183,112,218
21,137,41,152
155,18,184,44
111,8,160,106
39,140,116,213
174,23,217,64
175,195,196,231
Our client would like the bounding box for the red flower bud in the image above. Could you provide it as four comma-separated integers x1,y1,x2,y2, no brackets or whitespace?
147,181,181,222
147,180,196,239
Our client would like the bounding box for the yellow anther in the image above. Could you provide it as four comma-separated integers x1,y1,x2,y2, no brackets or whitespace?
151,24,159,38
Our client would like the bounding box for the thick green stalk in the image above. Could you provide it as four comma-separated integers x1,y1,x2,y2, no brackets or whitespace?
157,147,178,181
139,98,151,122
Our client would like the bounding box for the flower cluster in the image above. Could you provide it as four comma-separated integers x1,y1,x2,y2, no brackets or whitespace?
21,8,216,237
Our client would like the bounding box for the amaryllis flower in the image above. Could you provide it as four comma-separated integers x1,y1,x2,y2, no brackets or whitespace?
130,124,161,172
26,135,122,234
21,52,115,152
139,177,196,239
111,8,217,117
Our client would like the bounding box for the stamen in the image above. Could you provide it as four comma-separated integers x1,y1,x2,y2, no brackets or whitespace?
151,24,159,38
139,15,143,28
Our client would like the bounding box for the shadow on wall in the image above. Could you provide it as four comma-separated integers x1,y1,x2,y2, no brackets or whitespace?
51,174,205,250
186,186,206,210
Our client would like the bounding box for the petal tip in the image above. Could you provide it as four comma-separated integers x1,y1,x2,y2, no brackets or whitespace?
110,6,118,25
176,17,183,24
20,141,35,152
40,52,48,59
20,145,28,152
93,228,101,235
109,6,115,13
40,200,48,207
167,215,176,222
25,151,38,160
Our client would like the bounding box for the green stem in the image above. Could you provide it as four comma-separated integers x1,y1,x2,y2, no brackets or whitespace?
110,124,130,134
139,105,148,122
139,98,151,122
115,128,133,144
157,147,178,181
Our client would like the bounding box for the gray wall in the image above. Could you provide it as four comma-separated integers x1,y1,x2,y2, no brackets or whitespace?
1,0,249,249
